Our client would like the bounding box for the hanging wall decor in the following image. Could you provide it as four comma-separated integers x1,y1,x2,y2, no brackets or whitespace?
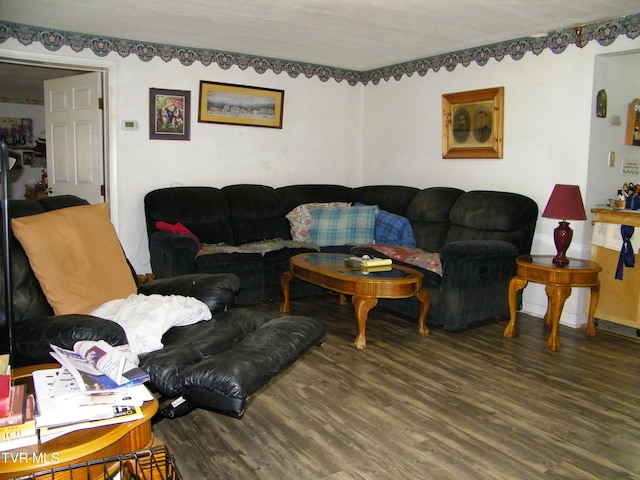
149,88,191,140
442,87,504,159
198,81,284,129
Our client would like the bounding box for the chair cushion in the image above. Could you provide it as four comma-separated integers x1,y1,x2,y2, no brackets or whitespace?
11,203,137,315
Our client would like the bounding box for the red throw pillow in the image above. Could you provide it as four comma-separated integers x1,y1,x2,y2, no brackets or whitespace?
155,221,202,249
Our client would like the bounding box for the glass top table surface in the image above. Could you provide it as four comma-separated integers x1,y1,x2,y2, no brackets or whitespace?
293,253,413,279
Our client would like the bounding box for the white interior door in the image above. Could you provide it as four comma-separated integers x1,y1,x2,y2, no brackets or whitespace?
44,72,104,203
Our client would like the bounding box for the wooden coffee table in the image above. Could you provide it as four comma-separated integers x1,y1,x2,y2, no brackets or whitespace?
280,253,430,350
0,363,159,480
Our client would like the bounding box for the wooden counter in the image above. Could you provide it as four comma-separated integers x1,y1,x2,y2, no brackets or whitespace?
591,206,640,330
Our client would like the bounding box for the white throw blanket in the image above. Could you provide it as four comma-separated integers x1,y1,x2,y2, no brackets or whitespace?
90,294,212,355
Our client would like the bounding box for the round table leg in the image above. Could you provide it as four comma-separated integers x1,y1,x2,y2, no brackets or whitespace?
352,295,377,350
504,277,528,338
415,290,430,337
280,271,293,313
545,284,572,352
586,281,600,337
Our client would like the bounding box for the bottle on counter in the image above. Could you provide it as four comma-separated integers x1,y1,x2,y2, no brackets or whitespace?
615,189,626,209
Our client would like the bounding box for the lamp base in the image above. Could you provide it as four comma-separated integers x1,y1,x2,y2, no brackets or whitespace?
552,220,572,266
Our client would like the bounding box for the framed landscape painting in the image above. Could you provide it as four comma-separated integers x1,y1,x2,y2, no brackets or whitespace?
149,88,191,140
198,81,284,129
442,87,504,159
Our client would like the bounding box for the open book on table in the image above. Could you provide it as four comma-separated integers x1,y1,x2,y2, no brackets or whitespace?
49,340,150,392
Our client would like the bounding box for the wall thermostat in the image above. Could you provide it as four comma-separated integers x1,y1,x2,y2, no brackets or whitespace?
122,120,139,131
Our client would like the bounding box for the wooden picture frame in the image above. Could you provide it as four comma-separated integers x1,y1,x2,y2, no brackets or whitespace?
625,98,640,146
442,87,504,159
198,81,284,129
149,88,191,140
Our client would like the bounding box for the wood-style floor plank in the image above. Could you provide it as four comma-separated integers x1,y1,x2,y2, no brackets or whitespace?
153,294,640,479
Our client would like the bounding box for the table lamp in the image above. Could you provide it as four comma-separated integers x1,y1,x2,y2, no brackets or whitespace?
541,184,587,266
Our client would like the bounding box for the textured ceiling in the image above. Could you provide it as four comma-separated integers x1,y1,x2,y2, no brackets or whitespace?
1,1,639,103
2,0,640,71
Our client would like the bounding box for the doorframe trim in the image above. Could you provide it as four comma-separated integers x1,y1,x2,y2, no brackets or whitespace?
0,49,119,228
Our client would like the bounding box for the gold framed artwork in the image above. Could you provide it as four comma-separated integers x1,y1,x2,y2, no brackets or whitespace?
198,81,284,129
442,87,504,159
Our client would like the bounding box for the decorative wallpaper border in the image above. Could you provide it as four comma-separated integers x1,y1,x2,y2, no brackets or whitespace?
1,13,639,87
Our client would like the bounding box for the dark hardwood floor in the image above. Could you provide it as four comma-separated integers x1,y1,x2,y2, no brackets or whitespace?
153,293,640,479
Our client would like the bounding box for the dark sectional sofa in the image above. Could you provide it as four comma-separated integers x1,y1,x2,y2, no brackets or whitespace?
144,184,538,331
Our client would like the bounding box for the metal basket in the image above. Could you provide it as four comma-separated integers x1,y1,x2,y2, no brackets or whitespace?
10,445,182,480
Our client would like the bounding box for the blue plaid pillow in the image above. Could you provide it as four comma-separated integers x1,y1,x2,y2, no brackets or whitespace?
308,206,377,246
354,203,416,247
374,209,416,247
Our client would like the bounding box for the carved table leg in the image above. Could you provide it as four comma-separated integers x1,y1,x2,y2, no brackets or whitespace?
414,290,430,337
586,280,601,337
545,284,572,352
280,271,293,313
503,277,528,338
352,295,377,350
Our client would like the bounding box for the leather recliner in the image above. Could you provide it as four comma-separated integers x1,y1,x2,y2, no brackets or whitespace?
1,195,325,418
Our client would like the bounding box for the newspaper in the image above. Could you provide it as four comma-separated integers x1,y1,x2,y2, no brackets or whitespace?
32,368,149,429
49,340,149,391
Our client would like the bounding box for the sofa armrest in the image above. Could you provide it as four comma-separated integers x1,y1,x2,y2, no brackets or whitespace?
13,314,128,367
436,240,519,330
148,231,199,278
138,273,241,313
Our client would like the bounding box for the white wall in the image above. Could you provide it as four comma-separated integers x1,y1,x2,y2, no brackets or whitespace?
362,35,640,326
0,102,44,198
2,33,640,328
0,39,364,272
588,50,640,207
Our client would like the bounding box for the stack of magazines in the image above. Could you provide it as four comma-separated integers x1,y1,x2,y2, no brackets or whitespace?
32,340,153,443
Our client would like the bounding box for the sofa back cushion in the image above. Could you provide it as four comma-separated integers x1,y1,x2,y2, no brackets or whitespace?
276,184,353,215
406,187,465,252
2,197,92,333
447,190,539,254
11,203,138,315
222,184,291,245
145,187,233,245
352,185,419,215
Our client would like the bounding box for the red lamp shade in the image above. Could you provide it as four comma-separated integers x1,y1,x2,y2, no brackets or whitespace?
541,184,587,266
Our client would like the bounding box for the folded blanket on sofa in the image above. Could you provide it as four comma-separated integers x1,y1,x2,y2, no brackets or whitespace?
197,238,320,257
356,244,442,275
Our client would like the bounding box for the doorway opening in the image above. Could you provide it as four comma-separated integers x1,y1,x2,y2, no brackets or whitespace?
0,59,110,203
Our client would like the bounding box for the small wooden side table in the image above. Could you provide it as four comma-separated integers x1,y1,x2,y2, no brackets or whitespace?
503,254,602,351
0,364,159,480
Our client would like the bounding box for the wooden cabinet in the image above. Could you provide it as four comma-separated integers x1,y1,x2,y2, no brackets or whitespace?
591,207,640,329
